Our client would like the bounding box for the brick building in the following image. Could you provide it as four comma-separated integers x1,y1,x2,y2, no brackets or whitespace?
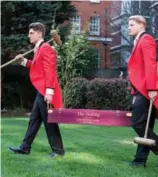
70,0,112,68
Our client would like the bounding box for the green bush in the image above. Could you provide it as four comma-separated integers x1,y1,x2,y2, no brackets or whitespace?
64,77,89,108
64,78,132,110
86,78,132,110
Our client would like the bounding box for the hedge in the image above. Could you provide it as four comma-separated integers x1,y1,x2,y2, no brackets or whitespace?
64,77,89,108
64,78,132,110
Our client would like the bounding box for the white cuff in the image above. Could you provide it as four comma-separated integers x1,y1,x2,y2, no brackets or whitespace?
46,88,54,95
21,58,27,66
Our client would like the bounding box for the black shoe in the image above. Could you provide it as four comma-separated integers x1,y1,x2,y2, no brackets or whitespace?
130,159,146,167
48,152,64,158
152,150,158,155
152,143,158,155
9,147,30,155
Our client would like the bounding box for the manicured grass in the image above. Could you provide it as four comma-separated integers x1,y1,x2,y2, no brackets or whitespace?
1,118,158,177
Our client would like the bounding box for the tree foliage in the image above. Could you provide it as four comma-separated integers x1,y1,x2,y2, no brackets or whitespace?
55,27,98,91
1,1,76,64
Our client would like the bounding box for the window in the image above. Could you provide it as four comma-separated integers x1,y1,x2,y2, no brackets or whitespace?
96,48,101,68
96,48,100,68
71,16,81,34
89,48,100,68
90,16,100,35
90,0,100,3
152,14,158,36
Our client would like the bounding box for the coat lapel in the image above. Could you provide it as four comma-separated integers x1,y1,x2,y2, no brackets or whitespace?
129,32,147,58
32,48,40,64
130,37,141,56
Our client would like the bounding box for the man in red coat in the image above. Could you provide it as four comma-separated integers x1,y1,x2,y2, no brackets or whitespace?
128,15,158,167
9,22,65,157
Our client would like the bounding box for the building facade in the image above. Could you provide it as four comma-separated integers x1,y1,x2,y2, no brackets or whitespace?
70,0,112,68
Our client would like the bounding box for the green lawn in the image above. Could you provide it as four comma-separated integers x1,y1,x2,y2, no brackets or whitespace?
1,118,158,177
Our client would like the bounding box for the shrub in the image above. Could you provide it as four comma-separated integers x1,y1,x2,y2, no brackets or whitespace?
85,78,132,110
64,77,132,110
64,77,89,108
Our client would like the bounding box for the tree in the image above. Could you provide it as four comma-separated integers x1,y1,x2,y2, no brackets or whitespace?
1,1,76,64
55,25,98,91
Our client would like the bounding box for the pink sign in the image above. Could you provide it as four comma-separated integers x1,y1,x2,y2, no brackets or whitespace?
48,109,131,127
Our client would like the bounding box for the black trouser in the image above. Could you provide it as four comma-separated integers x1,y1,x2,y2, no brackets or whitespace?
20,92,64,155
132,93,158,162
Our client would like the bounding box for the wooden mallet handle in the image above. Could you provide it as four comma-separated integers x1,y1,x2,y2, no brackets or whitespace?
0,49,34,69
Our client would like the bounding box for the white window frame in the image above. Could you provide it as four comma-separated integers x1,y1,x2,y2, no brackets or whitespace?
90,0,100,3
152,15,155,34
90,16,100,36
71,16,81,34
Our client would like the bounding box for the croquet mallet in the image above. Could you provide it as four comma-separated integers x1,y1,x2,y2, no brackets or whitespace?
134,99,156,146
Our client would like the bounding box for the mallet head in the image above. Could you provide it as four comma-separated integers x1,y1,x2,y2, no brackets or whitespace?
134,137,156,146
50,30,62,46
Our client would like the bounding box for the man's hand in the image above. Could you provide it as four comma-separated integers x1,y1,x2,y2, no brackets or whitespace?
44,94,53,104
45,94,53,113
148,91,157,101
14,54,27,65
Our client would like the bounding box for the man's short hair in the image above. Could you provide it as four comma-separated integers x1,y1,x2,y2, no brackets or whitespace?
128,15,147,27
29,22,45,37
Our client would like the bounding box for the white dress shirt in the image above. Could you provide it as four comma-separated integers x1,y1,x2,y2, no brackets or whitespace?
134,31,145,46
34,39,44,53
21,39,44,66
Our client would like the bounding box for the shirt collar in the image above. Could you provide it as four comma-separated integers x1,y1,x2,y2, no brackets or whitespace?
135,31,145,41
34,39,44,49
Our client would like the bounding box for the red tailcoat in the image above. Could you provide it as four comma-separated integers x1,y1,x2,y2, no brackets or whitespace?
128,34,158,110
26,43,63,108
